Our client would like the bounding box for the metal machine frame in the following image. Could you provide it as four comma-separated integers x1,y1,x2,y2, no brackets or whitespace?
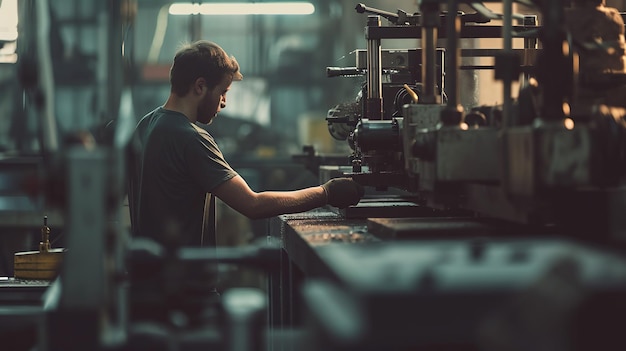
325,1,626,242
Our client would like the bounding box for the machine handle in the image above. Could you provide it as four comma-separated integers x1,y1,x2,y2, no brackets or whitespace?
326,66,364,77
355,3,400,23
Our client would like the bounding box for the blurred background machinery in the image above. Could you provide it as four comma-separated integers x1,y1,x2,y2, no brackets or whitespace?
2,0,626,350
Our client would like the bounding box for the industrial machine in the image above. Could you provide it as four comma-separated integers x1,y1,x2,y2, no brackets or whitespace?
271,1,626,350
323,1,626,242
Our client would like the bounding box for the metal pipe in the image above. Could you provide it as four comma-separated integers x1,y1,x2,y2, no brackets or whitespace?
502,0,513,128
366,15,383,119
35,0,59,152
522,15,538,87
445,0,460,110
539,0,566,121
420,0,440,104
107,0,124,129
440,0,464,125
422,26,438,103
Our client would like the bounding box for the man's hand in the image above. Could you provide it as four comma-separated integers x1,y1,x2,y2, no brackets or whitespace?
321,178,365,208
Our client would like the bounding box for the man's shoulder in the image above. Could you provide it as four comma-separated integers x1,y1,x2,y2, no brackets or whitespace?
188,124,219,151
140,107,176,122
138,107,192,130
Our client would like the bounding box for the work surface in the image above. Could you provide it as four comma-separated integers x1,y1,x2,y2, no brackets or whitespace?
268,207,626,350
0,277,50,305
270,207,626,285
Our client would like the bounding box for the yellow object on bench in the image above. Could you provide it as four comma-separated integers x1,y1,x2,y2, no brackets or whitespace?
14,248,65,280
13,216,65,280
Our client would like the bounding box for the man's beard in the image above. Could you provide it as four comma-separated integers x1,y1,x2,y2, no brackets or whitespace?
197,105,217,125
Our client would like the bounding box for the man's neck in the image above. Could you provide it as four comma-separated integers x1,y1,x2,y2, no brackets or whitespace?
163,94,197,123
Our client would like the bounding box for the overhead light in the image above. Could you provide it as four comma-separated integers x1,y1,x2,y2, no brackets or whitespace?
0,0,18,63
0,0,18,41
169,2,315,16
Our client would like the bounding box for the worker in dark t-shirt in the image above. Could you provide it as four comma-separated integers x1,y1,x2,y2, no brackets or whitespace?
131,107,238,247
128,40,364,248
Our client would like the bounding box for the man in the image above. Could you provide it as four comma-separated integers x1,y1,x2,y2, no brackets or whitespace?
128,40,364,248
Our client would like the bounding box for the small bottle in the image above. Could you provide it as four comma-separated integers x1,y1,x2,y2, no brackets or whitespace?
39,216,51,253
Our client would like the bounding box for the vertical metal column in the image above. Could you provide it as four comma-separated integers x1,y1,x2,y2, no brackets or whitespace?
502,0,513,128
44,148,109,351
420,0,440,105
60,149,108,309
35,0,59,153
366,15,383,120
522,15,538,87
440,0,463,125
539,0,566,121
106,0,124,126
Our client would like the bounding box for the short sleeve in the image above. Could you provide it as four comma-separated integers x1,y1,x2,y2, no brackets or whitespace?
185,125,238,193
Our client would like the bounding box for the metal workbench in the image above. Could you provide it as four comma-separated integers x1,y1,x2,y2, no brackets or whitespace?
267,208,376,336
268,208,626,351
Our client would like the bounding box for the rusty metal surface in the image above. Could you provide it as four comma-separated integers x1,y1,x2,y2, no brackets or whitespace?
340,197,430,219
366,217,537,240
339,196,476,219
270,209,550,278
275,209,377,245
269,208,380,278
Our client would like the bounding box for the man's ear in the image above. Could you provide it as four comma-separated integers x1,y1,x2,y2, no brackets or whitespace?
194,77,207,95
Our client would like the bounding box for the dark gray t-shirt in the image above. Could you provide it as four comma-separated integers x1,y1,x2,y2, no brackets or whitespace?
128,107,238,247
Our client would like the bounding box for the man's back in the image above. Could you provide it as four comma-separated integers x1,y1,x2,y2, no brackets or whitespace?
128,107,237,247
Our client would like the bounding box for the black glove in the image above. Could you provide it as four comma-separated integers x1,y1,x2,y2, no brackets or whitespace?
321,178,365,208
